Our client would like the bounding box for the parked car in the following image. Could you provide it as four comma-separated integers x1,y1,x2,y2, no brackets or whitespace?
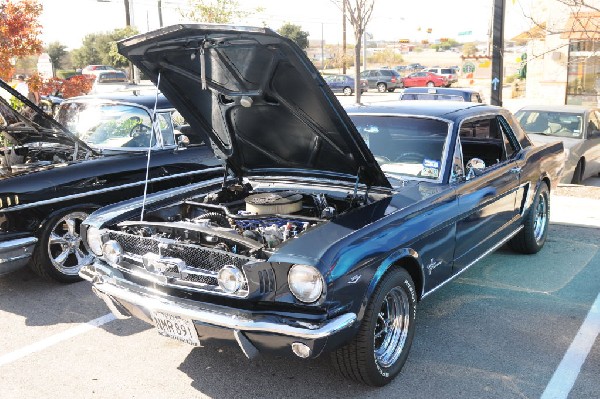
400,87,484,103
360,69,403,92
515,105,600,184
406,63,425,71
79,25,564,387
425,67,458,86
401,71,448,88
393,65,408,73
81,65,119,76
89,70,130,94
323,74,367,95
0,80,221,281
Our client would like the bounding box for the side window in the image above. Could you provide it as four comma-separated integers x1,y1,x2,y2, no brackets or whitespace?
459,116,519,172
588,111,600,138
157,112,175,146
471,94,481,102
450,136,465,183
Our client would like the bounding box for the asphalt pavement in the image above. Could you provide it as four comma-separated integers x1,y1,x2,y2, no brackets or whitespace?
0,91,598,398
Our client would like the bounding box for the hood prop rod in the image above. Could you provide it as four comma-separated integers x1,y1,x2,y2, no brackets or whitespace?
199,41,208,91
140,71,162,221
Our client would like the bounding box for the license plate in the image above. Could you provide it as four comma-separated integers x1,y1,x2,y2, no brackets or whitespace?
151,311,201,346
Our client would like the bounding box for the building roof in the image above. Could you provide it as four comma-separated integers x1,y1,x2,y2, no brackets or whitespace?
512,23,546,43
561,12,600,40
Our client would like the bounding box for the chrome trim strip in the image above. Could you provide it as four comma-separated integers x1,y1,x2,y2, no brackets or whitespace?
84,264,356,340
0,237,38,251
2,167,223,212
422,225,523,299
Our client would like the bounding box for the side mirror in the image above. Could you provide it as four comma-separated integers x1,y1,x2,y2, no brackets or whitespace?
466,158,486,180
177,134,190,148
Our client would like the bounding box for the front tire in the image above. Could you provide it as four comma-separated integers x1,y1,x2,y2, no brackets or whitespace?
331,268,416,386
509,182,550,254
426,81,435,87
377,82,387,93
30,210,94,282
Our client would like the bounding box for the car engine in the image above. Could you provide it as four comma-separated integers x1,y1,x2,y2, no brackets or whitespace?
116,184,362,260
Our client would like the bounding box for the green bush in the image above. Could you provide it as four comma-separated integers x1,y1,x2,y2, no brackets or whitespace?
56,70,78,79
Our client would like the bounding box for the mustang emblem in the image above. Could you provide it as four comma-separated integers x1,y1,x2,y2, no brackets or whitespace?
426,258,442,275
142,252,185,275
348,274,361,284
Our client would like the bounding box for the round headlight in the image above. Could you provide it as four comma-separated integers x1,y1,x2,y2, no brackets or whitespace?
217,265,245,294
288,264,324,303
102,240,123,264
87,227,104,256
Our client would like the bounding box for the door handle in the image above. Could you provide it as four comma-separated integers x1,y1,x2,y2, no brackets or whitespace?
510,167,521,174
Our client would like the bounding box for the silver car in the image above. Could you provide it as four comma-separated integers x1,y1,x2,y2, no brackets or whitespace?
515,105,600,184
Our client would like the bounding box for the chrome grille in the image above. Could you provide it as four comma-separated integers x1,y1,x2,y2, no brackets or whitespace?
108,231,250,290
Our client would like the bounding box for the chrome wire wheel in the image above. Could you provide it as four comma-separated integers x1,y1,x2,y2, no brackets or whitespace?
47,211,93,276
373,286,411,368
533,192,548,244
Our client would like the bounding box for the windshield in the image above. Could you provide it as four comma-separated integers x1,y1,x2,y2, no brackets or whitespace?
350,115,450,181
515,110,583,139
57,102,160,149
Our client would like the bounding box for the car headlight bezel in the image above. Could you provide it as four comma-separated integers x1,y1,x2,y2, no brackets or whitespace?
288,264,325,304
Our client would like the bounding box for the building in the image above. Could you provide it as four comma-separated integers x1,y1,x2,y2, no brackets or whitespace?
518,2,600,105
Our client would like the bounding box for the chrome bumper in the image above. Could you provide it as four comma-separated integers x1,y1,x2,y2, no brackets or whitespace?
0,237,37,275
80,262,357,341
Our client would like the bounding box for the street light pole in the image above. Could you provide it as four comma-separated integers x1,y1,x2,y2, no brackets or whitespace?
490,0,506,106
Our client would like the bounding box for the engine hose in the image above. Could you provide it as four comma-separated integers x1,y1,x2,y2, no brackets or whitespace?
202,212,230,227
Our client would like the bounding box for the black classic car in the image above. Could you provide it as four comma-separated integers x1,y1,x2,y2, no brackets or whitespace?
79,25,564,386
0,81,220,282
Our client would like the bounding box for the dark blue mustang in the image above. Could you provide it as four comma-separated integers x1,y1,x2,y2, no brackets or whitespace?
79,25,564,386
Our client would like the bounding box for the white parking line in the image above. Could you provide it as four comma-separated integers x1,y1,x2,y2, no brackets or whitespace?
541,293,600,399
0,313,116,367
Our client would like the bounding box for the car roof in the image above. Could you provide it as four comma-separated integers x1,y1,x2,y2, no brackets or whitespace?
65,92,173,109
345,100,498,122
402,87,480,95
517,104,594,113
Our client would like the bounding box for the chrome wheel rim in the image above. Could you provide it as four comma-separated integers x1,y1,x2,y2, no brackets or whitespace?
533,193,548,243
374,287,410,368
47,211,94,276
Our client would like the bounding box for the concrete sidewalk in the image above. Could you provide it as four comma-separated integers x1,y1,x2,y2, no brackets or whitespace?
550,195,600,228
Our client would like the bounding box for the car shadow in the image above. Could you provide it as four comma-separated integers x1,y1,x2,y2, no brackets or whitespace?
177,344,382,398
0,266,149,336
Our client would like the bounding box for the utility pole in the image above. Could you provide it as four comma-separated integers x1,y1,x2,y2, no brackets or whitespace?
158,0,163,28
342,1,346,74
490,0,505,106
124,0,131,26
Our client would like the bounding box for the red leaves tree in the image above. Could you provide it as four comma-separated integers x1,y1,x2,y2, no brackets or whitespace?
0,0,43,81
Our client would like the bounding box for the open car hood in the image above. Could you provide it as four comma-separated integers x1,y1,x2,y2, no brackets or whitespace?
0,79,94,153
118,24,390,188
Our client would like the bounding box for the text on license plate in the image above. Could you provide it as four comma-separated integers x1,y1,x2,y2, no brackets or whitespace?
151,311,201,346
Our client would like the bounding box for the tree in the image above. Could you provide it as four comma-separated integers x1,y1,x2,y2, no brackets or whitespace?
179,0,263,23
46,42,67,76
462,43,478,57
71,27,138,69
332,0,375,103
0,0,43,80
278,23,310,50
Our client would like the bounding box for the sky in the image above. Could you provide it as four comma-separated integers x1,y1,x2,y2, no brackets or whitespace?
39,0,535,50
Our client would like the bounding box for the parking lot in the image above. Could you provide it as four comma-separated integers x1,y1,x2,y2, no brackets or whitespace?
1,190,598,398
1,89,599,398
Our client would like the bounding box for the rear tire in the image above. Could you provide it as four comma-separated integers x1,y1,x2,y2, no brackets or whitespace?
331,268,416,386
426,81,435,87
30,209,94,282
509,183,550,254
343,86,353,96
387,88,396,92
571,159,584,184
